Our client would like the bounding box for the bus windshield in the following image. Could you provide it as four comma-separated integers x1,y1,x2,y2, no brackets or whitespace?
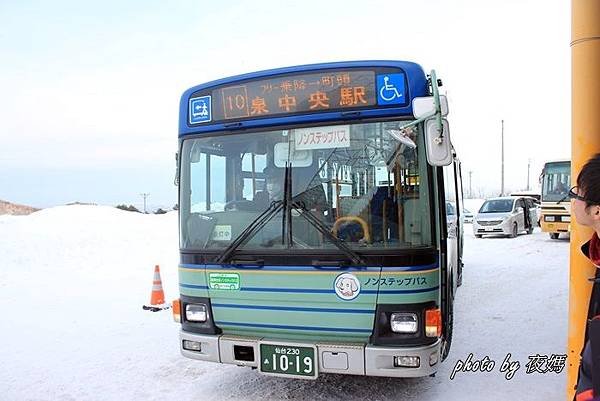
179,120,432,252
541,161,571,202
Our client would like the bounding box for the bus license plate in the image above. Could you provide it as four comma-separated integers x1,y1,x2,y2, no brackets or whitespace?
259,343,316,378
485,227,494,231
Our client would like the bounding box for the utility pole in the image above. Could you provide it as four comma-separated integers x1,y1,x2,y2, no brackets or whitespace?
568,0,600,396
140,193,150,213
501,119,505,196
526,159,531,191
468,170,473,198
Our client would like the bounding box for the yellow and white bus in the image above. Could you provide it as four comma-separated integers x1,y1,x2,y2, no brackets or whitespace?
539,159,571,239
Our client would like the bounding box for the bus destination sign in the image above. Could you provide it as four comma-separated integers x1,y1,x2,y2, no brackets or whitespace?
190,70,384,124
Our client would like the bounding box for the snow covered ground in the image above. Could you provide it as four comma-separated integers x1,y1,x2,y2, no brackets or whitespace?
0,206,569,400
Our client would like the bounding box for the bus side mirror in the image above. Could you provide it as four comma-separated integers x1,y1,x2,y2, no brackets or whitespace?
424,118,452,166
412,95,449,119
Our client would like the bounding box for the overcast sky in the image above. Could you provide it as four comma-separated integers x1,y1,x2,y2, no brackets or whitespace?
0,0,570,209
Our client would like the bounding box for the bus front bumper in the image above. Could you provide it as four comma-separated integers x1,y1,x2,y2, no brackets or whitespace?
180,330,441,378
541,220,570,233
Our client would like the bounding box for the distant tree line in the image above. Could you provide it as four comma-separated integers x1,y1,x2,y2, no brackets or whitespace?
116,204,141,212
115,204,177,214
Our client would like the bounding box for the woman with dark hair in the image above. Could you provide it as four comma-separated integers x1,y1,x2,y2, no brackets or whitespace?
572,153,600,401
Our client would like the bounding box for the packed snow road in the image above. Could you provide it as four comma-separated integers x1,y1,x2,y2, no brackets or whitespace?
0,206,568,400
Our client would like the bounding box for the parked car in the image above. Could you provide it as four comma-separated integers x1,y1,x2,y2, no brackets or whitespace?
473,196,538,238
463,208,474,223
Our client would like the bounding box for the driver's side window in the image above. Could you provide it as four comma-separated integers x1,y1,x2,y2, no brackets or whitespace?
190,154,226,212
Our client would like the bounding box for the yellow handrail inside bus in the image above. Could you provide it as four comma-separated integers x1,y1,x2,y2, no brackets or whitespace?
332,216,371,243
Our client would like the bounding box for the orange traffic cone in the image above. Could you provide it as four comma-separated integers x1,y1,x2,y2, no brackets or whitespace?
143,265,167,312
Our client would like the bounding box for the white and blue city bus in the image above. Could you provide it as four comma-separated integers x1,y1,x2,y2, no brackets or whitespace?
174,61,463,379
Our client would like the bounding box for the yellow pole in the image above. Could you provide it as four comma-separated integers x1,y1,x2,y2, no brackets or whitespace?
568,1,600,398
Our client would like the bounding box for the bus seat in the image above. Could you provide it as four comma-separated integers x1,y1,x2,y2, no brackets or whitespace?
370,187,398,242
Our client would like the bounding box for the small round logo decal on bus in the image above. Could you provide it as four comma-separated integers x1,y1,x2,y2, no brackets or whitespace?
334,273,361,301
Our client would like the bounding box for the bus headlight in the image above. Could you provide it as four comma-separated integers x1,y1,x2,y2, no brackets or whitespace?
182,340,202,351
545,216,556,222
185,304,207,322
390,313,418,333
562,216,571,222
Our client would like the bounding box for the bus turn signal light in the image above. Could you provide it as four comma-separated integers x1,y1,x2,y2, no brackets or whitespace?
425,308,442,337
172,299,181,323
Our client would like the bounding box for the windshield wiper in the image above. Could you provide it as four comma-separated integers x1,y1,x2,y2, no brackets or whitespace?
557,194,569,204
215,199,284,264
217,163,365,266
281,163,293,247
292,200,366,266
218,163,295,263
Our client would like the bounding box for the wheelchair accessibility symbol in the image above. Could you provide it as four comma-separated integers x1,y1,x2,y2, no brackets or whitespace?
189,95,212,124
376,73,406,106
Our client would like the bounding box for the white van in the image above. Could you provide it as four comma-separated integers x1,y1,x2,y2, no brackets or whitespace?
473,197,538,238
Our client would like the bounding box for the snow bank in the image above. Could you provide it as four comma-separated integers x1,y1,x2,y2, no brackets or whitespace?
0,205,182,400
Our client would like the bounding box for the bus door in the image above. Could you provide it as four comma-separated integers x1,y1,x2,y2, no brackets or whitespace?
453,159,464,286
443,163,459,295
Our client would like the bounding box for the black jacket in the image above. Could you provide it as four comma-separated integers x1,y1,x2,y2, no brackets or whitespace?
575,240,600,397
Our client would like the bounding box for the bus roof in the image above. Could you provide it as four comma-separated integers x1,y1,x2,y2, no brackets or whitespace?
179,60,429,137
510,191,541,201
543,159,570,165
